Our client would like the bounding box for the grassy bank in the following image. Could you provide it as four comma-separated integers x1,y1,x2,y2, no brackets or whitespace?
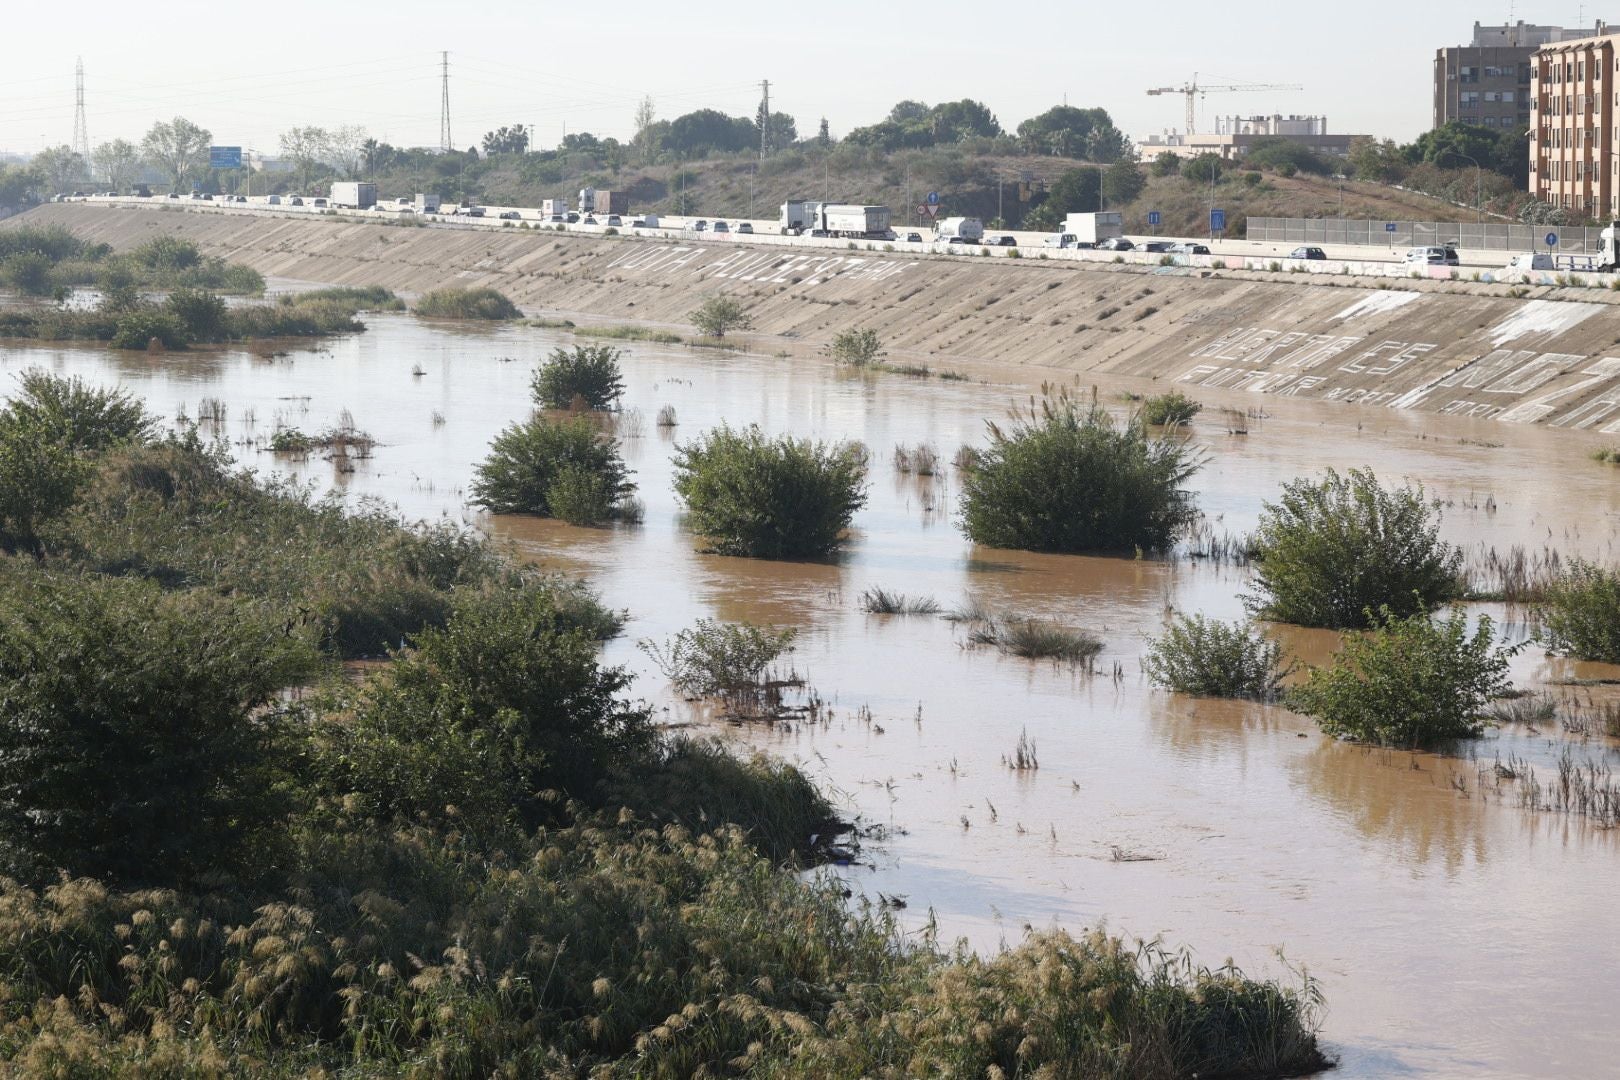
0,225,263,296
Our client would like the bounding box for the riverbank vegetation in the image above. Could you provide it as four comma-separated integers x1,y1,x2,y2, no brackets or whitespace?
1535,560,1620,663
531,343,626,410
672,424,869,557
413,285,521,320
472,412,637,525
0,226,263,296
0,369,1333,1075
1247,467,1463,629
958,386,1200,554
1145,614,1291,700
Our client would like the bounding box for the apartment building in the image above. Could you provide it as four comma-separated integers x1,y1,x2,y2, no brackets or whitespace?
1529,32,1618,216
1434,21,1607,132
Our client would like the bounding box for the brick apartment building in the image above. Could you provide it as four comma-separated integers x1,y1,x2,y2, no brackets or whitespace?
1435,21,1607,132
1530,32,1619,216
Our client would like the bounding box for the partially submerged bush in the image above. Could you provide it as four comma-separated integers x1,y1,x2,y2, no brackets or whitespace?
958,385,1200,553
1535,560,1620,662
1247,467,1462,629
1289,605,1518,748
471,413,636,524
639,617,797,699
688,294,753,338
672,424,868,558
859,586,940,615
531,344,626,410
825,327,885,366
109,308,188,350
279,285,404,310
1144,614,1290,699
966,614,1103,662
414,285,521,320
1139,389,1203,427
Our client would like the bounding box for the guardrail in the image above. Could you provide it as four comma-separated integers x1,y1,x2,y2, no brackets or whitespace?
69,197,1620,291
1247,215,1611,253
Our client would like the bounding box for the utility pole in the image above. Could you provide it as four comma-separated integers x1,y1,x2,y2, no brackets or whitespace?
439,52,452,152
72,57,89,177
759,79,770,160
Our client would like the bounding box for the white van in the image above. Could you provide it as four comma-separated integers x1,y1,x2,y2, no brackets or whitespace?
1405,244,1460,266
1504,252,1554,272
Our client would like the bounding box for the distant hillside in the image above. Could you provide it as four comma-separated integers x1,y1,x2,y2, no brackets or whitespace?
370,146,1497,240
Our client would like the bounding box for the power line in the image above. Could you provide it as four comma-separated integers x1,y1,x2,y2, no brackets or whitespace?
439,52,452,152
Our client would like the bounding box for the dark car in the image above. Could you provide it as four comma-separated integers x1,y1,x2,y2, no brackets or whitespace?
498,210,521,220
1141,240,1174,253
989,235,1017,247
1289,246,1328,260
1097,237,1135,251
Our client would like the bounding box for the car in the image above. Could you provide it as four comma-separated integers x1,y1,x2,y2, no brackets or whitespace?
549,214,566,223
899,231,923,243
606,214,623,227
288,196,304,206
989,235,1017,247
1141,240,1174,253
311,198,327,207
692,219,708,232
1289,246,1327,260
499,210,521,220
713,220,730,233
583,215,597,225
1405,244,1459,266
233,194,247,203
735,222,752,234
944,236,968,244
1168,242,1211,255
1096,236,1135,251
71,191,85,198
565,212,580,223
1504,252,1555,271
266,195,281,205
465,206,485,217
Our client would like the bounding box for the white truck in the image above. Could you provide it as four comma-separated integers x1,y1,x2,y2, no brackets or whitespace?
541,198,569,219
1599,223,1620,270
807,203,891,239
779,200,820,235
413,193,442,213
1062,211,1123,247
329,181,377,209
935,217,984,243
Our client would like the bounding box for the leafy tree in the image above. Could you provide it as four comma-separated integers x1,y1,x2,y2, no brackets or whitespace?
142,116,212,190
958,387,1200,554
91,139,141,191
1243,137,1332,176
1246,468,1463,629
888,100,930,124
1102,159,1146,205
1183,153,1224,184
667,109,756,157
1404,121,1500,171
482,124,531,155
1016,105,1128,161
1290,606,1517,749
817,117,832,147
0,165,44,211
1,369,155,454
165,288,229,341
0,571,314,884
634,95,659,161
825,328,885,367
471,414,634,522
278,125,329,190
1535,561,1620,663
689,295,754,338
530,345,626,410
1347,136,1407,183
755,110,798,153
928,99,1001,142
1025,167,1100,228
325,124,369,179
32,145,85,192
0,429,85,556
672,425,868,558
1150,151,1183,177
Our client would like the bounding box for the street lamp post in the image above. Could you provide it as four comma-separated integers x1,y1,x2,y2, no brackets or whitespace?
1448,150,1483,222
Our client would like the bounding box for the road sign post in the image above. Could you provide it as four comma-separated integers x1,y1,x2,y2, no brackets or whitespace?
1210,208,1226,238
209,146,242,170
926,191,939,206
1147,210,1161,235
1546,231,1560,252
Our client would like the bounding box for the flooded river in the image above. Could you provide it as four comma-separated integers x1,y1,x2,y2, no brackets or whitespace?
5,301,1620,1078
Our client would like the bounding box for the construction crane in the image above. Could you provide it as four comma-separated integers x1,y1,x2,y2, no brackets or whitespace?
1146,74,1304,134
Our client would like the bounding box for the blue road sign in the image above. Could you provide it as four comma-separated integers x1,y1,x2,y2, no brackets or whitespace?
1210,208,1226,233
1546,232,1560,247
1385,222,1398,233
1147,210,1161,226
926,191,939,205
209,146,243,169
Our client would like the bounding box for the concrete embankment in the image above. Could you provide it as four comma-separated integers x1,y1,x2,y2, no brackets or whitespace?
16,203,1620,434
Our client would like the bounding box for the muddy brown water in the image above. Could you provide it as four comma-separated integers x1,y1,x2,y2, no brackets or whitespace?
5,298,1620,1078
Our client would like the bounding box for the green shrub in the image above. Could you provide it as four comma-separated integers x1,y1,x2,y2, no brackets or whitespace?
471,413,635,521
639,617,797,698
958,386,1200,553
278,285,404,310
825,327,886,366
0,570,316,885
313,586,650,834
1144,614,1290,699
127,234,201,272
414,286,521,320
547,463,618,525
1247,468,1462,629
1535,560,1620,662
0,251,54,295
269,427,313,453
1289,605,1517,748
1139,390,1202,427
0,224,87,262
0,428,86,556
108,308,189,350
530,344,626,410
671,424,868,557
1,369,156,454
688,295,754,338
164,287,227,340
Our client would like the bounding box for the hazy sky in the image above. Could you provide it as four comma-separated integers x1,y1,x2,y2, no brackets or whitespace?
0,0,1602,157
